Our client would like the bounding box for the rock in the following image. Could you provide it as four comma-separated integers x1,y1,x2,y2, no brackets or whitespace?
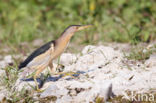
69,89,77,96
4,55,13,64
69,81,93,89
40,85,59,98
0,69,5,77
40,79,113,102
0,55,13,68
0,89,8,102
40,84,68,98
145,54,156,67
0,61,7,68
60,53,78,66
12,45,156,102
14,78,36,91
72,81,113,103
63,45,122,72
98,81,113,101
56,95,73,103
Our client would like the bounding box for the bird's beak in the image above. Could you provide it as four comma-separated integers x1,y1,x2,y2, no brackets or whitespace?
77,24,93,31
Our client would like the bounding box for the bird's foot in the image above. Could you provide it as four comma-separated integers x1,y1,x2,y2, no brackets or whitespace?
36,88,44,92
37,89,42,92
56,71,79,78
34,79,44,92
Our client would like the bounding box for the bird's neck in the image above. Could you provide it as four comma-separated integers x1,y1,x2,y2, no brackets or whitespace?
54,32,74,53
56,32,74,45
52,32,74,59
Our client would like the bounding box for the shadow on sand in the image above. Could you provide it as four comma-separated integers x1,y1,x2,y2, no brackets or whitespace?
21,71,86,88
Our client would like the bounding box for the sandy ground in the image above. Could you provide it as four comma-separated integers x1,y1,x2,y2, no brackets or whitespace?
0,43,156,102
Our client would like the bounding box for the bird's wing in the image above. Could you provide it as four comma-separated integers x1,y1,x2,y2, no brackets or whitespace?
27,43,54,68
19,40,55,70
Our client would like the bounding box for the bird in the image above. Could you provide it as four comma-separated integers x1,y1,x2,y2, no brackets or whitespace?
18,25,92,91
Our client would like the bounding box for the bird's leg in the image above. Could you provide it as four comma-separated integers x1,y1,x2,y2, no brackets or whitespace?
48,61,56,75
34,66,45,92
48,61,78,78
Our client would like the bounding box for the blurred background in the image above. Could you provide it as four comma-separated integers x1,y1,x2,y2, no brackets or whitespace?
0,0,156,48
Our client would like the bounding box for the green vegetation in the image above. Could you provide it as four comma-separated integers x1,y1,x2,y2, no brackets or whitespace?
0,0,156,46
1,66,19,88
95,97,105,103
0,65,34,103
3,89,34,103
126,45,155,61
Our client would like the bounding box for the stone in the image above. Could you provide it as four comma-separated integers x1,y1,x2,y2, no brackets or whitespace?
4,55,13,64
14,78,36,91
60,53,78,66
40,84,68,98
12,45,156,102
145,54,156,67
0,69,5,77
0,55,13,68
0,61,6,68
0,89,8,102
56,95,73,103
69,89,77,96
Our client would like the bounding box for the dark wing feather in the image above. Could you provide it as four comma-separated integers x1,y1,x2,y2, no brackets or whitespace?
18,40,55,70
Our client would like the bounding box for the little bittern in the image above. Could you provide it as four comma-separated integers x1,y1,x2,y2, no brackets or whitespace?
18,25,92,91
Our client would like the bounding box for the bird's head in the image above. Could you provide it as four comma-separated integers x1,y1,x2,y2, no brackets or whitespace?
68,24,93,33
63,25,93,36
